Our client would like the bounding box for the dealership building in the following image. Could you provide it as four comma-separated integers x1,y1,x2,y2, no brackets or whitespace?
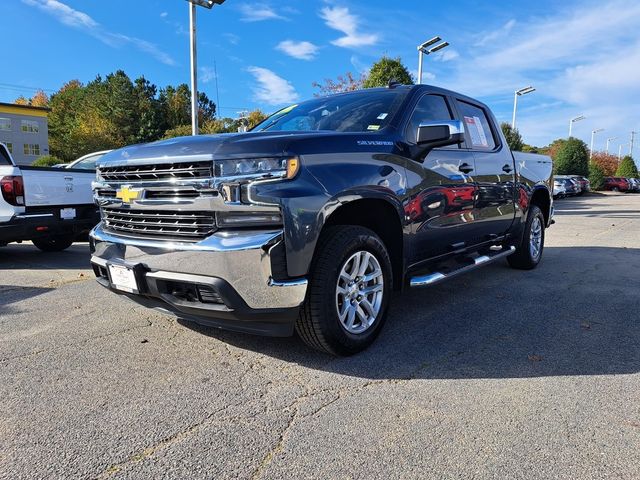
0,102,50,165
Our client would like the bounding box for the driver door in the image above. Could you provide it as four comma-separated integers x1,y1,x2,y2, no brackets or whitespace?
402,93,479,265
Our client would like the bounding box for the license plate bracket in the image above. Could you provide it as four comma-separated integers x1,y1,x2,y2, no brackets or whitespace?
60,207,76,220
107,263,140,294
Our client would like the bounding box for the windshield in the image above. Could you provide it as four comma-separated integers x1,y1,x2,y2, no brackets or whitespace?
252,89,409,133
70,152,107,170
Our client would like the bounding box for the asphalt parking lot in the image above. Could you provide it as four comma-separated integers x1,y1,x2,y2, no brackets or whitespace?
1,192,639,480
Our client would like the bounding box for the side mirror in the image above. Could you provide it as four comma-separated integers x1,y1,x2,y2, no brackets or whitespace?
416,120,465,148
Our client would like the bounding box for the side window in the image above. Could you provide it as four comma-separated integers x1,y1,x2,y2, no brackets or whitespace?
455,100,497,150
406,94,453,144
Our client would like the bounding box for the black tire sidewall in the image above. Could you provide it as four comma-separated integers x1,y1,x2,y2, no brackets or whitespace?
311,228,392,355
523,205,545,266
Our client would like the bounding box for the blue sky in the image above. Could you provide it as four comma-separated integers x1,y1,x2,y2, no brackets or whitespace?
4,0,640,151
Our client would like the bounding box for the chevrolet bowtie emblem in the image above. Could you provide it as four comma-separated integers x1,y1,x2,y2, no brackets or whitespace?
115,186,142,204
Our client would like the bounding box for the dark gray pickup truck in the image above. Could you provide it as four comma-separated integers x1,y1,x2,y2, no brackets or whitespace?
90,84,553,355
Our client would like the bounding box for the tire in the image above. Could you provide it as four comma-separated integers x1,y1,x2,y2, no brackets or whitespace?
32,234,74,252
296,226,393,356
507,205,545,270
612,187,619,192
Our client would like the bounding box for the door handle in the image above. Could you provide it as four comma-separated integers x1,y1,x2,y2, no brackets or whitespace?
502,164,513,173
458,163,474,174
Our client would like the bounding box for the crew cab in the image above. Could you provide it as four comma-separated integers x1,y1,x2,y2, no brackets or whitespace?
90,85,553,355
0,143,99,251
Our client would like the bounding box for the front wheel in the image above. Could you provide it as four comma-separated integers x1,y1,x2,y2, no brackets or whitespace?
508,205,545,270
32,234,74,252
296,226,393,356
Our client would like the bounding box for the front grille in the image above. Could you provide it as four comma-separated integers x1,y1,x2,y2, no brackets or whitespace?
145,189,202,200
102,207,215,240
98,161,212,182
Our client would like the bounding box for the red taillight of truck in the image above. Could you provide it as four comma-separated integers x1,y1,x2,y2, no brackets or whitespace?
1,175,25,206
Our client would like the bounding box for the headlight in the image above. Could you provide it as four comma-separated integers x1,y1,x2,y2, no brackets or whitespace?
215,157,299,179
216,211,283,228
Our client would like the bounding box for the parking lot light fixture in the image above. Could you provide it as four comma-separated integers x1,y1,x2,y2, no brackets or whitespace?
590,128,604,159
511,86,536,129
569,115,586,137
606,136,617,154
185,0,226,135
417,36,447,84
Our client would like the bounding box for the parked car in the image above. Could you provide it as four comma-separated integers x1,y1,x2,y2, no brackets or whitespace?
555,176,581,196
627,178,640,192
569,175,590,194
89,85,554,355
53,150,112,170
604,177,631,192
0,143,99,251
553,179,567,199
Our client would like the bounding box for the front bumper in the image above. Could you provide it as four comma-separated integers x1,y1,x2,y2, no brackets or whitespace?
89,224,308,336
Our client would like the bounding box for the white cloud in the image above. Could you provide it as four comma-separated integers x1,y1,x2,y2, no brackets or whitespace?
410,69,435,84
442,0,640,147
223,33,240,45
200,66,216,84
433,49,459,62
22,0,175,66
239,4,286,22
160,12,168,18
247,67,299,105
276,40,319,60
320,6,378,48
474,19,516,47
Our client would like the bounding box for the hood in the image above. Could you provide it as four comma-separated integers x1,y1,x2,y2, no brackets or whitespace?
97,130,397,167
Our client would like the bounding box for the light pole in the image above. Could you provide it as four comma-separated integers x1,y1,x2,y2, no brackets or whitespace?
630,131,636,157
606,136,617,154
569,115,585,137
186,0,225,135
417,36,449,84
590,128,604,159
511,86,535,129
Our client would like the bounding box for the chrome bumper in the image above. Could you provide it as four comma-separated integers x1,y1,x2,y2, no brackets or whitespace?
89,224,307,311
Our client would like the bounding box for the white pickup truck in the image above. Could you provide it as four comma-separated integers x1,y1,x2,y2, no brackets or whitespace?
0,143,99,251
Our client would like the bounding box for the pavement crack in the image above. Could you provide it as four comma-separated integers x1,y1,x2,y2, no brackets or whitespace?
96,402,238,479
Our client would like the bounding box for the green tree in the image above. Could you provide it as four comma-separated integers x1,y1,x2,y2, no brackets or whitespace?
615,155,639,177
500,122,524,151
363,56,414,88
48,80,87,161
552,137,589,176
588,161,606,190
31,155,64,167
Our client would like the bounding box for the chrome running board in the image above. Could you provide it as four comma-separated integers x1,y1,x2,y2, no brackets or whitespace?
409,246,516,288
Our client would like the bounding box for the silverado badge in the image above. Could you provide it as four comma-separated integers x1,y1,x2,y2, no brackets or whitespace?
115,186,142,204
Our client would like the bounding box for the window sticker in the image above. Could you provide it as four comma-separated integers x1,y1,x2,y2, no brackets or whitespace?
464,116,489,147
377,113,388,120
367,124,381,131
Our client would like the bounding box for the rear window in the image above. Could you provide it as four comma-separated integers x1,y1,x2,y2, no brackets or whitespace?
455,100,497,150
0,144,11,165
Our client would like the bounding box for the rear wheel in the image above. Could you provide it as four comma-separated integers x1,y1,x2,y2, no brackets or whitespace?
296,226,392,356
508,205,545,270
32,234,74,252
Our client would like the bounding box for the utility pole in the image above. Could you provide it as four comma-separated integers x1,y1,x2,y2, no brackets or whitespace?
590,128,604,159
186,0,226,135
630,131,636,157
569,115,585,137
417,36,448,84
189,1,198,135
512,86,535,130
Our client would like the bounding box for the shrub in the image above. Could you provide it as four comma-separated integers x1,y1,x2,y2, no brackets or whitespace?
32,155,64,167
500,123,524,151
553,137,589,176
591,152,619,176
588,161,606,190
615,155,639,178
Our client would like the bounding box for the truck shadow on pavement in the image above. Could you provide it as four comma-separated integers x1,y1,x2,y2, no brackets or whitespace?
0,243,91,271
180,246,640,380
0,285,54,316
